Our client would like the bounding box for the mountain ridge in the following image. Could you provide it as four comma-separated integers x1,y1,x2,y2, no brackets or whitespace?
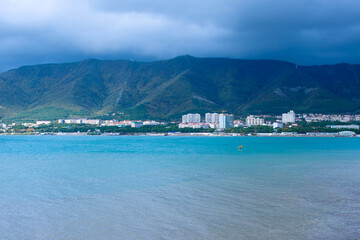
0,56,359,121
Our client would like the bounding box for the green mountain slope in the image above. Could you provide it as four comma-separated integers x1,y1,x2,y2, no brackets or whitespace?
0,56,359,121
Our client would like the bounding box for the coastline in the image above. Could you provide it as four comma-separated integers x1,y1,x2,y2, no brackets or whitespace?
0,132,359,137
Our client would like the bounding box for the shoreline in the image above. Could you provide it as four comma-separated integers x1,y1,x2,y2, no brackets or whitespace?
0,132,359,137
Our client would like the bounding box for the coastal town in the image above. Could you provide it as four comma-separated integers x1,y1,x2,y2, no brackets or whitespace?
1,110,359,137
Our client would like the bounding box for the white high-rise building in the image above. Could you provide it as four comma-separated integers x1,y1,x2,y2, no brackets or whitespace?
205,113,219,123
246,115,264,126
182,113,201,123
182,115,187,123
282,110,296,123
219,114,234,129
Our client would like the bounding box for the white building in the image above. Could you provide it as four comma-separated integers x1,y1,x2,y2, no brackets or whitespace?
234,120,245,128
64,119,79,124
178,123,209,129
282,110,296,124
219,114,234,129
338,131,356,136
131,122,143,128
209,123,219,129
246,115,264,126
61,118,102,125
181,115,186,123
330,125,359,130
182,113,201,123
22,123,36,127
341,115,355,122
36,121,51,125
273,122,283,128
76,119,83,124
205,113,219,123
143,121,160,126
83,119,102,125
102,120,132,127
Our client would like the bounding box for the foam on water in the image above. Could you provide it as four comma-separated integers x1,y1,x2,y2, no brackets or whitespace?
0,136,359,239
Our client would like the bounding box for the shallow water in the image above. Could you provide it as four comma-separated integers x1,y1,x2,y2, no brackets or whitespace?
0,136,359,239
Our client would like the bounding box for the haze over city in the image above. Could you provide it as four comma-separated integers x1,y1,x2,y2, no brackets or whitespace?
1,0,360,71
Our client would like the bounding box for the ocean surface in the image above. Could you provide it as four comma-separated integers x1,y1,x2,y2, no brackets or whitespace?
0,136,359,240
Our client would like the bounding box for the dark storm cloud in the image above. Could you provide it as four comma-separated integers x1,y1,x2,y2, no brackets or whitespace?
0,0,360,71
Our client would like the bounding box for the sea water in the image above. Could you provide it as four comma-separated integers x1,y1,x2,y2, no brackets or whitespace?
0,136,359,240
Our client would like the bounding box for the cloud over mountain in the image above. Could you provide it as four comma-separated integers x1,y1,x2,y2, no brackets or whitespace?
0,0,360,71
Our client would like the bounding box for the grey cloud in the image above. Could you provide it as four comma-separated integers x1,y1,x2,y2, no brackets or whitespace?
0,0,360,71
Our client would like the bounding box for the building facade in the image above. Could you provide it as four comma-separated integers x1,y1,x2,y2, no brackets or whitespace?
282,110,296,123
246,115,264,126
273,122,283,128
205,113,219,123
131,122,143,128
36,121,51,125
330,125,359,130
219,114,234,129
182,113,201,123
179,123,209,129
59,118,102,125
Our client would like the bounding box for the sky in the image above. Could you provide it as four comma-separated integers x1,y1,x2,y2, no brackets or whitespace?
1,0,360,71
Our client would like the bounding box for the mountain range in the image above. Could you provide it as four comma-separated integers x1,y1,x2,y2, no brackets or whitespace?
0,55,359,121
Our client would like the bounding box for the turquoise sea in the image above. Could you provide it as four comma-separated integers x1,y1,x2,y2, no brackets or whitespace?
0,136,359,239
